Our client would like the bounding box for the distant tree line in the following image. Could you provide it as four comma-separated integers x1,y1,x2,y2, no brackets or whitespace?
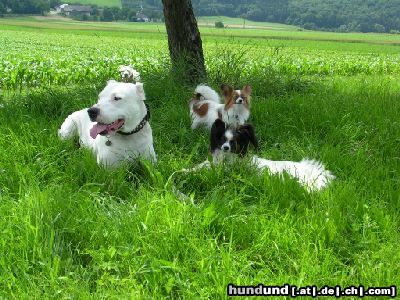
190,0,400,33
73,6,162,22
1,0,400,33
0,0,60,14
0,0,163,22
127,0,400,33
120,0,400,33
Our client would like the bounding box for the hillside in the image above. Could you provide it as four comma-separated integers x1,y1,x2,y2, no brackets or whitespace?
118,0,400,33
79,0,400,33
66,0,121,7
2,0,400,33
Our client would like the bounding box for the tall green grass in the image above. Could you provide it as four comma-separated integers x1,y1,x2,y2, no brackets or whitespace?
0,72,399,297
0,17,399,298
67,0,121,7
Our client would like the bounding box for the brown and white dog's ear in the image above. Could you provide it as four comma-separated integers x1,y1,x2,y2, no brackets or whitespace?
242,85,252,96
135,82,146,101
221,84,234,98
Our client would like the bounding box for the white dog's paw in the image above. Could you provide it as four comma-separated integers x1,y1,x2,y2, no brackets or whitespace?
182,160,212,173
58,117,77,140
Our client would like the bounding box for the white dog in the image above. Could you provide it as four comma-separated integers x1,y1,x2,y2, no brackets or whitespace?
119,65,141,83
58,80,156,167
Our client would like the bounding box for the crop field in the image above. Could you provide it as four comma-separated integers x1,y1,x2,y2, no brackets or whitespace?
0,17,399,298
1,18,400,90
67,0,122,7
197,16,300,30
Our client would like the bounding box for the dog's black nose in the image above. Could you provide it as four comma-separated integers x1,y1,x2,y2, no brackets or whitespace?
237,99,243,104
87,107,100,122
222,145,230,151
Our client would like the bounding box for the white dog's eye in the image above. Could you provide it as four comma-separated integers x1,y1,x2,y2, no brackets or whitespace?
114,96,122,101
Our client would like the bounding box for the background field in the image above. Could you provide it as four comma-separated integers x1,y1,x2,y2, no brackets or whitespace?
67,0,122,7
0,16,399,298
197,16,300,30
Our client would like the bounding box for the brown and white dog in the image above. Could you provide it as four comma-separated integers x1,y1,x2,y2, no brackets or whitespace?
189,84,251,129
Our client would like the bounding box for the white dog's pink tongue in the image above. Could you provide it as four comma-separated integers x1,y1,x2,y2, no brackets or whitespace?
109,119,125,131
90,124,109,139
90,119,125,139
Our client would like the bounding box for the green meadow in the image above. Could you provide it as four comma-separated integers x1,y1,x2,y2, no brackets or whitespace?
67,0,122,7
0,16,399,298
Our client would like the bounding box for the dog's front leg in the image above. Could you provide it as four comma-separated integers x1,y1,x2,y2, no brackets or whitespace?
58,115,78,140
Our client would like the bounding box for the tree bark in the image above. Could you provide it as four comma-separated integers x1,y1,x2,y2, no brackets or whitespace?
162,0,206,84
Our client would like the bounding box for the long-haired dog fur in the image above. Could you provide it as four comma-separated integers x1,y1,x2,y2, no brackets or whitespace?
119,65,141,83
211,118,257,164
184,119,335,192
189,84,251,129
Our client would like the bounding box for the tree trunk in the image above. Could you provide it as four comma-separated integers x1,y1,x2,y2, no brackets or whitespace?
162,0,206,84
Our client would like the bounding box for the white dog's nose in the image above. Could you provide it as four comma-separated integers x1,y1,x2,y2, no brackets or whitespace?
222,145,230,151
88,107,100,121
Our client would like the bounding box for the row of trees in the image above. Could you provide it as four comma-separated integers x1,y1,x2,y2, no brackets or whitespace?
0,0,59,14
128,0,400,33
190,0,400,33
0,0,163,21
74,7,162,22
2,0,400,33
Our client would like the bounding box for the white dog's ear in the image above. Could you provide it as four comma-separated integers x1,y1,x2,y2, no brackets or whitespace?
107,79,117,85
135,82,146,101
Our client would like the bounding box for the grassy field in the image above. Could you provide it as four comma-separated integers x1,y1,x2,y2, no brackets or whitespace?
197,16,300,30
67,0,121,7
0,17,399,298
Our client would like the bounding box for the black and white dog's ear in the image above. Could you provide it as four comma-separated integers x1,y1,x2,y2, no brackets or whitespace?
210,119,226,152
240,124,258,149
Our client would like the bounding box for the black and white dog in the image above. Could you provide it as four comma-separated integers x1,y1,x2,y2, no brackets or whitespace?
185,119,335,192
211,118,258,164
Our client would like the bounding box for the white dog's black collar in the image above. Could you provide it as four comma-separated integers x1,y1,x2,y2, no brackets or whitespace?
118,104,150,136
